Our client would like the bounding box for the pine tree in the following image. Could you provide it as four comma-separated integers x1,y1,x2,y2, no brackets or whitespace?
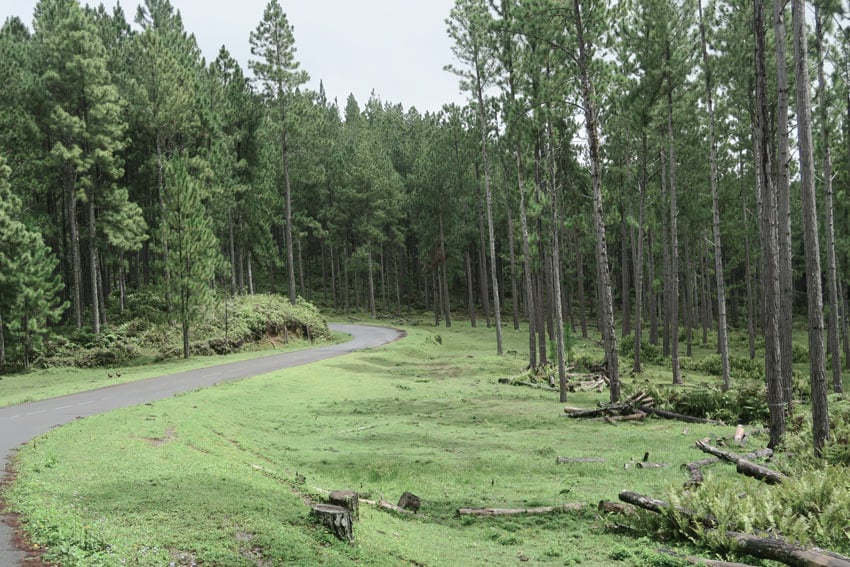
249,0,309,306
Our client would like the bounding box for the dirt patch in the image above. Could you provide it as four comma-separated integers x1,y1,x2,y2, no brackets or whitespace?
235,532,271,567
141,426,177,447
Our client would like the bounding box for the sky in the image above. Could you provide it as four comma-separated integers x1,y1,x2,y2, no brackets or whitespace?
5,0,468,114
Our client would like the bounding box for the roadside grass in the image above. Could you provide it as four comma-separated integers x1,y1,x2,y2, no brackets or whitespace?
0,331,350,408
6,316,839,566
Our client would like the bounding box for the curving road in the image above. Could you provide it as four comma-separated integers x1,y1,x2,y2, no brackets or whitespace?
0,323,402,566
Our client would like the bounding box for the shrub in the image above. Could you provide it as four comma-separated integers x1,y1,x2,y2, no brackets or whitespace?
619,334,664,365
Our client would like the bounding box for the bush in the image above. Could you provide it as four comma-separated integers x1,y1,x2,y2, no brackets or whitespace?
619,334,664,365
634,380,769,424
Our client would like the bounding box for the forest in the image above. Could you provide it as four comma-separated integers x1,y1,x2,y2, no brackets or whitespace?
2,0,850,460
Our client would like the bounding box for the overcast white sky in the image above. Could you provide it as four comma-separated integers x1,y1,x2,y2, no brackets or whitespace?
6,0,467,113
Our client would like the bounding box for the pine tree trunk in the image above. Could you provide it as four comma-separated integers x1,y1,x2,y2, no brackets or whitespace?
648,231,659,346
0,314,5,366
228,211,237,294
742,179,757,360
247,253,254,295
330,245,338,308
792,0,830,454
87,194,100,334
476,180,492,328
815,6,842,393
620,204,631,337
754,0,787,448
433,269,441,326
666,57,681,385
439,213,452,328
575,240,587,339
633,136,647,373
282,137,297,305
660,149,671,359
546,116,567,402
841,280,850,370
367,245,377,318
536,272,548,366
506,199,520,330
516,152,538,366
465,249,477,327
699,0,731,389
683,250,694,359
298,237,306,302
65,162,82,329
574,0,619,402
773,0,795,406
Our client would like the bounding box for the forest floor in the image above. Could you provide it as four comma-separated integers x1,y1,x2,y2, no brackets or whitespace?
3,316,847,566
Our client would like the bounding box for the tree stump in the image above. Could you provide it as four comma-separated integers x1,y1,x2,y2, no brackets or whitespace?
328,490,359,520
397,491,421,512
310,504,353,542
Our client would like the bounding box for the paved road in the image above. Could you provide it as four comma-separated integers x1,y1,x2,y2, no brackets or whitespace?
0,323,402,566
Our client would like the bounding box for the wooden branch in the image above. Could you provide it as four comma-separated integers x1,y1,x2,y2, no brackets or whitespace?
638,406,725,424
603,412,647,424
736,460,786,484
618,491,717,528
636,462,668,469
564,406,613,418
361,498,414,515
598,500,636,514
457,503,585,516
726,530,850,567
556,456,606,464
657,548,759,567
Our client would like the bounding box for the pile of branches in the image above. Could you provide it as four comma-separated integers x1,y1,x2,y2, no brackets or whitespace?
563,391,725,425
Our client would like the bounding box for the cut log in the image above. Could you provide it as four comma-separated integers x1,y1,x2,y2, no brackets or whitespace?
726,530,850,567
638,406,725,424
636,462,667,469
564,406,612,418
658,548,758,567
556,456,606,464
736,460,786,484
360,498,414,515
618,490,717,528
498,378,557,390
397,491,421,512
598,500,636,514
603,412,646,424
310,504,353,542
457,503,585,516
328,490,359,520
684,447,774,488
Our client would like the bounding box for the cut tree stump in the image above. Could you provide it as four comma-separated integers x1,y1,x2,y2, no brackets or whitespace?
457,503,585,516
328,490,359,520
556,456,606,464
311,504,353,542
397,491,421,512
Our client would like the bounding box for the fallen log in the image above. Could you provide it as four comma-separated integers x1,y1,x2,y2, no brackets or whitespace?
726,530,850,567
361,498,415,515
617,491,850,566
598,500,636,514
603,412,646,424
498,377,557,390
556,456,606,464
564,406,615,418
457,503,585,516
618,491,717,528
657,548,758,567
636,462,667,469
682,449,774,488
736,460,786,485
638,406,725,424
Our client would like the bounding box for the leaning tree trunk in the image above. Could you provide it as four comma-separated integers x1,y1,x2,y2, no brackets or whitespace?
792,0,830,454
773,0,795,407
574,0,619,402
699,0,730,390
815,5,842,393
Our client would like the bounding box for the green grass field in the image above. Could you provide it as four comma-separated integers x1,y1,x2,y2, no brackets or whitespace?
4,318,843,566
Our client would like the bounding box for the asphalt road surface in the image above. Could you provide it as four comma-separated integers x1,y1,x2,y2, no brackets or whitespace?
0,323,401,566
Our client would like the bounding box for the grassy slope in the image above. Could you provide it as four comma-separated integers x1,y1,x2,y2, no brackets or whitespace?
0,332,350,408
4,318,767,567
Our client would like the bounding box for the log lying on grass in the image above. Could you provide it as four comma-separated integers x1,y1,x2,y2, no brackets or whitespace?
556,456,606,464
658,548,759,567
497,377,558,391
695,441,785,484
636,462,667,469
311,503,353,542
638,405,725,425
598,500,636,514
604,412,647,424
457,503,585,516
616,491,850,567
361,498,415,515
682,448,774,488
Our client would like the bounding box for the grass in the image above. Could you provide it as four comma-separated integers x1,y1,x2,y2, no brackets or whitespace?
5,316,846,566
0,331,350,408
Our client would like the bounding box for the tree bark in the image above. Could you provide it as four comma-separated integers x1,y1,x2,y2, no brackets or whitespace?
574,0,619,402
633,135,647,373
774,0,795,407
665,47,681,385
792,0,830,455
88,195,100,334
282,129,297,305
465,249,477,327
505,197,520,330
815,5,842,393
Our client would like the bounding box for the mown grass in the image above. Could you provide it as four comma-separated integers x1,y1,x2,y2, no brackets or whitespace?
0,331,350,408
6,317,843,566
